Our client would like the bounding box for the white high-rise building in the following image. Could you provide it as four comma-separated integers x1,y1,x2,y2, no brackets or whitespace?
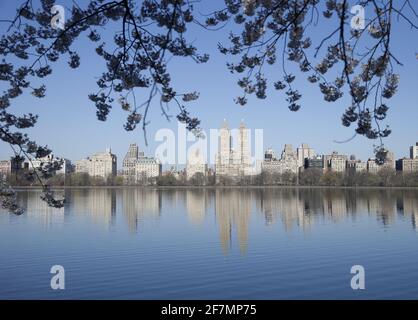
234,121,251,166
123,143,139,183
25,154,72,175
0,160,14,178
410,142,418,159
122,143,161,183
123,143,139,178
384,150,396,170
135,157,161,180
347,156,368,173
215,120,252,178
355,161,367,172
366,150,396,173
324,152,348,172
367,159,380,174
398,158,418,173
280,144,299,173
76,148,117,179
261,144,298,175
218,119,231,167
296,143,315,168
187,148,207,179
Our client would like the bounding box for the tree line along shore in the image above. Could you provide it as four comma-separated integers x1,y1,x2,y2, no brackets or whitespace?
5,168,418,188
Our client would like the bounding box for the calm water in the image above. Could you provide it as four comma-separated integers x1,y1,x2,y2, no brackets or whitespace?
1,187,418,299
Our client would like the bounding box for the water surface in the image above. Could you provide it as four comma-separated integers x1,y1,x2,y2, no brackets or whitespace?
1,187,418,299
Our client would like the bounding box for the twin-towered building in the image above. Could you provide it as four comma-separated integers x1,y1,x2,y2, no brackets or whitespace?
185,120,255,181
215,119,253,178
190,121,316,181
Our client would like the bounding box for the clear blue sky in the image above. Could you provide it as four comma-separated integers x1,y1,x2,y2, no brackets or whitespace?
0,0,417,168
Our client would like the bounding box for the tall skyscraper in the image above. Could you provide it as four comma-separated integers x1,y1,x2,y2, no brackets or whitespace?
384,150,396,170
410,142,418,159
219,119,231,166
281,144,298,173
215,120,252,179
123,144,139,183
124,143,139,162
297,143,316,168
235,120,251,166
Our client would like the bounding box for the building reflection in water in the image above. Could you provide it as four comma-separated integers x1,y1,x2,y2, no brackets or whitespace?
260,188,311,232
186,190,208,225
398,190,418,231
121,188,162,233
215,189,251,255
212,188,418,254
258,188,415,232
8,187,418,251
18,189,66,229
71,188,116,228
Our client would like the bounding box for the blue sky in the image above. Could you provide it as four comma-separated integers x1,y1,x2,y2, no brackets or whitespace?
0,0,417,168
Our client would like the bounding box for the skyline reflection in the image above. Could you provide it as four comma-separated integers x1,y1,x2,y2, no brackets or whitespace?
8,187,418,253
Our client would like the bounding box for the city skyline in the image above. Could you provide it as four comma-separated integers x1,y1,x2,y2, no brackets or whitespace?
1,120,417,171
2,120,417,184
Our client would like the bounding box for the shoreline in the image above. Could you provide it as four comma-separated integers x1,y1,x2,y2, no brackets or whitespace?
11,185,418,190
